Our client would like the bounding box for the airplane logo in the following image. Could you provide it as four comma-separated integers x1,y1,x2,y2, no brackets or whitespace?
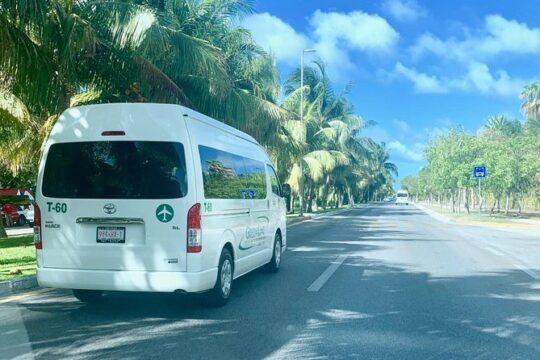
156,204,174,223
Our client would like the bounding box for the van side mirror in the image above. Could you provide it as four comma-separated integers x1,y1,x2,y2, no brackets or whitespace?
281,184,291,197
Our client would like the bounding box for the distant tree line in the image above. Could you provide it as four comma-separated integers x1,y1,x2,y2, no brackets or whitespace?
401,82,540,215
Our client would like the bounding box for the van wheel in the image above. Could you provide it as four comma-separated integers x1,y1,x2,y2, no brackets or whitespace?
17,215,26,226
72,289,103,303
206,248,233,307
265,233,282,273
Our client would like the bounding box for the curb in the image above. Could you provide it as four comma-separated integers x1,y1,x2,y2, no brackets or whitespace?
0,275,38,297
414,203,453,224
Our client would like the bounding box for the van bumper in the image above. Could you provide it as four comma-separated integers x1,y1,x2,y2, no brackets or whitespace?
37,267,218,293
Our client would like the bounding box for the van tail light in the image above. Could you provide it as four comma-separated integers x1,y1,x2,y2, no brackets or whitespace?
187,203,202,253
34,203,42,250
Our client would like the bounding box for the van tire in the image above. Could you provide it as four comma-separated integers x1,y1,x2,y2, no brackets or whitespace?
17,215,26,226
72,289,103,303
206,248,233,307
265,233,282,273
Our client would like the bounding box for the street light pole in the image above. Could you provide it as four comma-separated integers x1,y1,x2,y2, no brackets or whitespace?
299,49,316,217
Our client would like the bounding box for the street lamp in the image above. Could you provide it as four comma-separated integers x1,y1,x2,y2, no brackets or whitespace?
299,48,316,217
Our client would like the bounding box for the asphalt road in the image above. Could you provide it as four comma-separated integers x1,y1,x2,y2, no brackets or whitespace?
2,204,540,359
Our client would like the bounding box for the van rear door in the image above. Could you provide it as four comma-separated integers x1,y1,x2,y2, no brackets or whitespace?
39,140,190,272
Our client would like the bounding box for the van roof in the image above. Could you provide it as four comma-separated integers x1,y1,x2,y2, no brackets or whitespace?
65,103,260,146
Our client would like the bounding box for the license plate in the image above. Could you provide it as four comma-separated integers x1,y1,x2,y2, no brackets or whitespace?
96,226,125,243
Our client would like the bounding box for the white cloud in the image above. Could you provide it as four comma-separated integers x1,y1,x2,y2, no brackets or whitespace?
387,141,424,163
310,10,399,53
243,10,399,77
394,62,446,93
393,119,412,133
310,10,398,73
457,61,525,96
394,61,529,96
382,0,426,23
412,15,540,62
242,13,309,65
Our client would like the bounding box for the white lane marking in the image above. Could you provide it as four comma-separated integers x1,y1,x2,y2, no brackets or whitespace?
514,264,540,280
469,236,540,281
485,246,504,257
307,255,347,292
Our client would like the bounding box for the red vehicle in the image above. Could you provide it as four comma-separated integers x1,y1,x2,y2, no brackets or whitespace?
0,188,34,227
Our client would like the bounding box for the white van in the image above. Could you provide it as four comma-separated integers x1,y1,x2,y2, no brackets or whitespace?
395,190,409,205
35,103,287,306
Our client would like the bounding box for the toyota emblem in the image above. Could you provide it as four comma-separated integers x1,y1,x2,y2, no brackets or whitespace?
103,203,117,215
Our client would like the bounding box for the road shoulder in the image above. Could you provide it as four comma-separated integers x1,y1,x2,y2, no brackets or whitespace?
414,203,453,224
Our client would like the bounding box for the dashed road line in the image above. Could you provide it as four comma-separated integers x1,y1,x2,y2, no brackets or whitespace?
468,236,540,281
485,246,504,257
307,255,348,292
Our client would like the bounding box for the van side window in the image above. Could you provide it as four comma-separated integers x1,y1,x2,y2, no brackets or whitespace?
267,165,281,196
243,158,267,199
199,146,247,199
198,146,268,200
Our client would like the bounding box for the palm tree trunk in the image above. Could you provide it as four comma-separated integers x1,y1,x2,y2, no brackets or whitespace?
0,221,7,238
288,189,294,213
307,181,314,213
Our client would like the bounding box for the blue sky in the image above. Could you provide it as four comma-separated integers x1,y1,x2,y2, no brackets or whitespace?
244,0,540,186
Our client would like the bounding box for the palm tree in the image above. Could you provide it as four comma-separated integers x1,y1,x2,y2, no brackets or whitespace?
361,141,398,202
521,82,540,120
484,115,521,138
0,0,286,173
0,0,398,213
281,61,360,211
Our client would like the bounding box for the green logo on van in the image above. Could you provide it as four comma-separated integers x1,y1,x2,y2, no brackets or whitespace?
156,204,174,223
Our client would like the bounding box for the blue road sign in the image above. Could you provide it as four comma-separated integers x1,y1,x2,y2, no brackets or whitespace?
473,166,487,179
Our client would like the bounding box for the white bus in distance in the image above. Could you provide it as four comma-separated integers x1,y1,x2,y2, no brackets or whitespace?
35,103,288,306
395,190,409,205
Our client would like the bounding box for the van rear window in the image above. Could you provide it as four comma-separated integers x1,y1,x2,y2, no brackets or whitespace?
42,141,187,199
